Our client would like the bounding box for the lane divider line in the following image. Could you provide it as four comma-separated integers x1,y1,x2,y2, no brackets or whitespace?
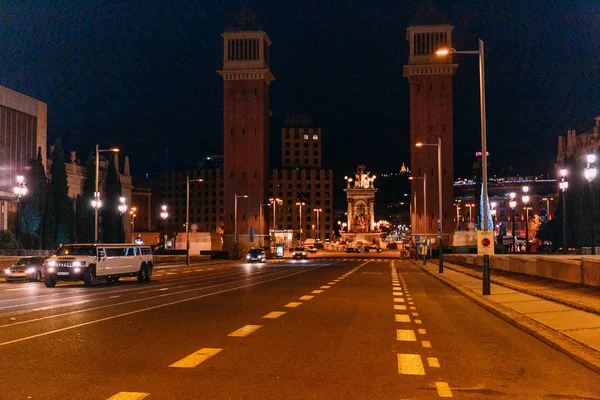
415,319,422,324
395,314,411,323
396,329,417,341
394,305,407,310
394,298,405,303
169,348,223,368
228,325,262,337
397,354,426,375
435,382,453,397
262,311,286,319
285,302,302,308
421,341,432,348
320,285,331,289
299,295,314,301
311,290,324,294
107,392,150,400
427,357,440,368
418,329,427,335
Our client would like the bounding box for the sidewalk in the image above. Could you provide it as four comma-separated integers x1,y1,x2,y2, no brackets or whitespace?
412,258,600,372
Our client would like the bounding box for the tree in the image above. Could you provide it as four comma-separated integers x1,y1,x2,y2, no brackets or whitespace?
50,138,72,244
100,153,122,243
75,151,96,243
0,230,18,249
528,214,543,241
41,179,55,249
18,147,46,248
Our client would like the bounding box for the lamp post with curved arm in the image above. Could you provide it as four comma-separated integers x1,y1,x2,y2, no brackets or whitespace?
13,175,27,255
409,174,427,264
585,154,597,254
559,168,569,254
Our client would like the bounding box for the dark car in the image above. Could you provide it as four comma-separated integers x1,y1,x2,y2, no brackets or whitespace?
536,244,554,253
306,245,318,254
345,247,361,253
4,257,48,282
369,246,382,253
246,248,267,263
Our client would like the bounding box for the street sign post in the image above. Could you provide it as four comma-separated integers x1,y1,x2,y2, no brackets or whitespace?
477,230,494,295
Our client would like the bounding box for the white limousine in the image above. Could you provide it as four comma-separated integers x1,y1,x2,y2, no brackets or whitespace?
44,244,153,287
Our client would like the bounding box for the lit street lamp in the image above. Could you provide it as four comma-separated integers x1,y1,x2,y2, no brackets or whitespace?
438,38,490,294
93,144,119,243
313,208,322,242
259,202,269,248
13,175,27,255
234,194,248,259
185,177,204,265
522,186,530,254
118,196,127,243
295,202,306,243
416,138,444,273
509,193,517,253
559,168,569,254
130,206,137,243
160,204,169,250
409,174,427,264
585,154,597,254
269,198,283,246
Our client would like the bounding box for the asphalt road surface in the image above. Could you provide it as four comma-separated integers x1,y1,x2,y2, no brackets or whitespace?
0,257,598,399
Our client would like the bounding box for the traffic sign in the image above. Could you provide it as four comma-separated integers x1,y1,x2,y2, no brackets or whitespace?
477,230,495,255
414,235,420,242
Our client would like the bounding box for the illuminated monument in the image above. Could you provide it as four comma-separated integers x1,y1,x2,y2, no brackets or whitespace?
341,165,380,246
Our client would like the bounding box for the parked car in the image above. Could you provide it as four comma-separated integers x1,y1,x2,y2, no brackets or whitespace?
4,257,48,282
246,248,267,263
345,247,361,253
292,246,308,260
369,246,382,253
307,245,318,254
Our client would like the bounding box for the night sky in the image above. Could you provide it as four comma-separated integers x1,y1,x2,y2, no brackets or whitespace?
1,1,599,183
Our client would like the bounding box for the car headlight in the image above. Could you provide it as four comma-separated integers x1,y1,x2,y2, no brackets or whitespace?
48,267,56,273
26,267,36,274
246,255,251,259
48,260,56,267
302,252,306,255
74,267,81,273
4,268,10,274
72,261,82,267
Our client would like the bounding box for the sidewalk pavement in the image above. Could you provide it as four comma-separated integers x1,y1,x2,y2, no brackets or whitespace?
411,258,600,373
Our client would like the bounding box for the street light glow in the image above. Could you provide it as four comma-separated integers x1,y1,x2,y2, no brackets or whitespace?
415,142,424,147
587,153,596,164
436,47,452,56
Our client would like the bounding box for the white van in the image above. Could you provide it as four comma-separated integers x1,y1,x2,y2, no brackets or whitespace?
44,244,153,287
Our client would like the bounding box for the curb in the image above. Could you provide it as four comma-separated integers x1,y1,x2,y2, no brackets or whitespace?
409,260,600,373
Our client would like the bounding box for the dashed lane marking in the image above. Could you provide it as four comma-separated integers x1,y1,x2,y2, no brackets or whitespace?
107,392,150,400
299,295,314,300
328,282,336,285
394,305,407,310
415,319,422,324
285,302,302,308
228,325,262,337
427,357,440,368
395,314,411,323
393,291,403,296
397,354,426,375
421,341,432,348
396,329,417,341
412,312,419,316
169,348,223,368
109,295,121,299
263,311,286,319
394,298,405,303
320,285,331,289
311,290,324,294
435,382,453,397
418,329,427,335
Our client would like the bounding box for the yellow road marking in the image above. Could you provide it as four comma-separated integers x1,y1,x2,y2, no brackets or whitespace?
299,295,314,300
435,382,453,397
412,312,419,316
408,302,414,305
107,393,150,400
410,306,417,310
333,279,340,282
393,298,405,303
421,341,432,348
406,297,412,301
228,325,262,337
328,282,336,285
393,291,403,296
396,329,417,341
170,348,222,368
397,354,425,375
427,357,440,368
320,285,331,289
312,290,324,294
109,295,121,299
263,311,286,319
394,305,407,310
418,329,427,335
285,302,302,307
395,314,411,323
415,319,422,324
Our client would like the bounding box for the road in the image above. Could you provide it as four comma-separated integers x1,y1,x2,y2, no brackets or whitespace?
0,257,598,399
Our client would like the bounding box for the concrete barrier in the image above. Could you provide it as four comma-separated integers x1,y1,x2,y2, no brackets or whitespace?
445,254,600,287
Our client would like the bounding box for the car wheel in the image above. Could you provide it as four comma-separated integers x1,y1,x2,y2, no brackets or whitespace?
83,267,96,287
137,264,147,282
35,270,43,281
44,275,57,288
145,264,153,281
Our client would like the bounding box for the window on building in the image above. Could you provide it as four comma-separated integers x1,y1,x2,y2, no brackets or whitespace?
304,134,309,140
313,159,318,164
313,134,318,140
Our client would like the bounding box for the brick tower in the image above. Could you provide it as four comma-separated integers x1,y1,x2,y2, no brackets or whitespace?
218,12,274,256
403,25,457,244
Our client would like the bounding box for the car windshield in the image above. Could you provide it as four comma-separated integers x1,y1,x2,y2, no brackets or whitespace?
248,249,263,256
294,247,305,251
56,246,96,256
14,258,35,264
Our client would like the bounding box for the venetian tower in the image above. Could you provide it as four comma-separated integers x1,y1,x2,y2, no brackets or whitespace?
403,25,457,243
218,11,274,255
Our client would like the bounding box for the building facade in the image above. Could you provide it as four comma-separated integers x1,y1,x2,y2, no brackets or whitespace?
218,16,274,255
403,25,457,244
282,116,322,169
0,85,47,231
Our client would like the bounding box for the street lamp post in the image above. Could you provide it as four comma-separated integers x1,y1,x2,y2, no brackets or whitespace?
509,193,517,253
559,168,569,254
185,177,204,265
409,174,426,264
522,186,530,254
93,144,120,243
437,39,490,293
295,202,306,243
259,203,269,248
160,204,169,250
13,175,27,255
130,207,137,243
269,198,282,246
234,194,248,259
313,208,322,242
585,154,597,254
118,196,127,243
416,138,444,273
